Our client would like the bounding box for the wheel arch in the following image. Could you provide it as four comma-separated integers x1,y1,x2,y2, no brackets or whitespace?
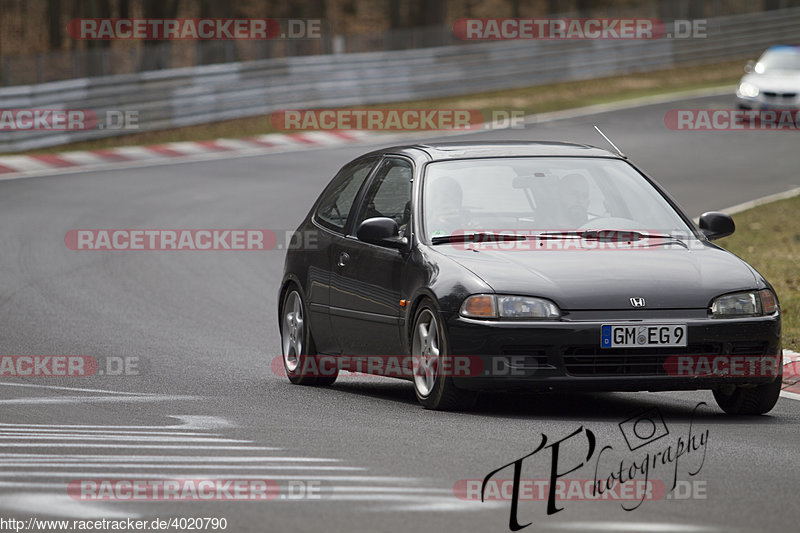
277,274,303,329
405,289,441,348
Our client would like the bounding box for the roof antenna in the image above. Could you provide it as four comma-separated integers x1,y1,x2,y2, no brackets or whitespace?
593,125,626,158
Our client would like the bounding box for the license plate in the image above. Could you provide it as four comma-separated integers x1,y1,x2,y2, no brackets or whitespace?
601,324,687,348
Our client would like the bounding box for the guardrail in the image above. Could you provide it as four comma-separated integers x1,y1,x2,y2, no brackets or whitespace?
2,7,799,153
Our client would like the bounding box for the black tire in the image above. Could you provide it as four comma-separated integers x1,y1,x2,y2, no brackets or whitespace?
410,299,477,410
280,287,338,386
712,364,782,415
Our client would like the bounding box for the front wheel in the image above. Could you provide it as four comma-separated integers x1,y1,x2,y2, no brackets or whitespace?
281,288,337,386
411,301,477,410
712,365,782,415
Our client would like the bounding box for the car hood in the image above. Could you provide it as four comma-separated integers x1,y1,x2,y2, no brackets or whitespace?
434,243,758,310
741,72,800,93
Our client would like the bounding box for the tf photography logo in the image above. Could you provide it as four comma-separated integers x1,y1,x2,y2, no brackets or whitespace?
476,403,710,530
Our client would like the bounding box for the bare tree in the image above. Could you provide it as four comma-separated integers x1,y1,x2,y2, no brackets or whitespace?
78,0,112,75
139,0,180,70
47,0,62,50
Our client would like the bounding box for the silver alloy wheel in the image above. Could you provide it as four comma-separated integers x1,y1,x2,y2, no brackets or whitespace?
282,291,304,373
412,309,440,397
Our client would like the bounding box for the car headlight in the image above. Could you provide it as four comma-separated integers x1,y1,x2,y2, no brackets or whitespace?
460,294,561,319
737,82,760,98
710,289,777,318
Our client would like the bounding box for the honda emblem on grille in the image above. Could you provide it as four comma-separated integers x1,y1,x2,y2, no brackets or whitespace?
630,297,646,307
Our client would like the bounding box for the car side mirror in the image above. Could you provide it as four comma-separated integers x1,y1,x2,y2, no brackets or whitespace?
744,60,755,74
356,217,407,249
699,212,735,240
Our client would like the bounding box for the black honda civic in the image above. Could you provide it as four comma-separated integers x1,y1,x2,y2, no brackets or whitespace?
278,141,782,413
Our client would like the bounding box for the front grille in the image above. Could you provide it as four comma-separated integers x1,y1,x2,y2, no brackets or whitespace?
763,91,797,99
563,344,720,376
562,342,769,376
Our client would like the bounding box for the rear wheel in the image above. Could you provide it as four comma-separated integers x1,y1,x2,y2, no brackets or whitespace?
411,300,477,410
712,364,781,415
281,288,337,386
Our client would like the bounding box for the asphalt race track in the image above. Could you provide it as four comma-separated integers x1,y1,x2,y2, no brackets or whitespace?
1,93,799,532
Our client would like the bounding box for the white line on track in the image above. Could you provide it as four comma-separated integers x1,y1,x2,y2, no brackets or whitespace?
0,456,341,463
0,443,276,449
546,522,720,532
0,434,249,442
0,475,423,483
0,395,196,404
0,415,232,430
0,493,140,519
0,454,294,461
0,429,223,435
0,381,154,395
722,187,800,215
0,382,463,515
0,464,365,471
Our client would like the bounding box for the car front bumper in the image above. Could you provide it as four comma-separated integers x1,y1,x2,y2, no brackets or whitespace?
444,310,781,392
737,94,800,111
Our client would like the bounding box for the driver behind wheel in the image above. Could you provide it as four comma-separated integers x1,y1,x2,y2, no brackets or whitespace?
427,176,475,237
558,173,591,228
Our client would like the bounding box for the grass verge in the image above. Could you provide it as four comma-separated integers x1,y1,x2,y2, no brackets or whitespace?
17,58,748,155
717,194,800,351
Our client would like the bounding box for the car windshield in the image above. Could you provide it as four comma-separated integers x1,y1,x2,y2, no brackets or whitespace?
422,157,694,241
755,47,800,73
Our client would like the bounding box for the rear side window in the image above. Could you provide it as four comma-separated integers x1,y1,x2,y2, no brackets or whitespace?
315,157,379,232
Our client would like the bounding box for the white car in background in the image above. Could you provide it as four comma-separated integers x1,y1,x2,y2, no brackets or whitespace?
737,45,800,111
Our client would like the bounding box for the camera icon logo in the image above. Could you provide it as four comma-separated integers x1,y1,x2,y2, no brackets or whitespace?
618,407,669,451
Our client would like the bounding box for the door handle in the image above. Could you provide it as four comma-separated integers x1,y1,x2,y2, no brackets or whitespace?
337,252,350,267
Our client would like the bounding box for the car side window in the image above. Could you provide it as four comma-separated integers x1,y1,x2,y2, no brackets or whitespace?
315,157,379,232
354,157,413,239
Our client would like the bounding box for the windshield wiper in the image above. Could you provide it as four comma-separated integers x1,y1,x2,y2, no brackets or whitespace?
535,230,688,247
430,232,528,245
430,230,689,248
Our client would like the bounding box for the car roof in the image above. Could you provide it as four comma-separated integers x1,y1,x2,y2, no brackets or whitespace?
366,141,621,161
